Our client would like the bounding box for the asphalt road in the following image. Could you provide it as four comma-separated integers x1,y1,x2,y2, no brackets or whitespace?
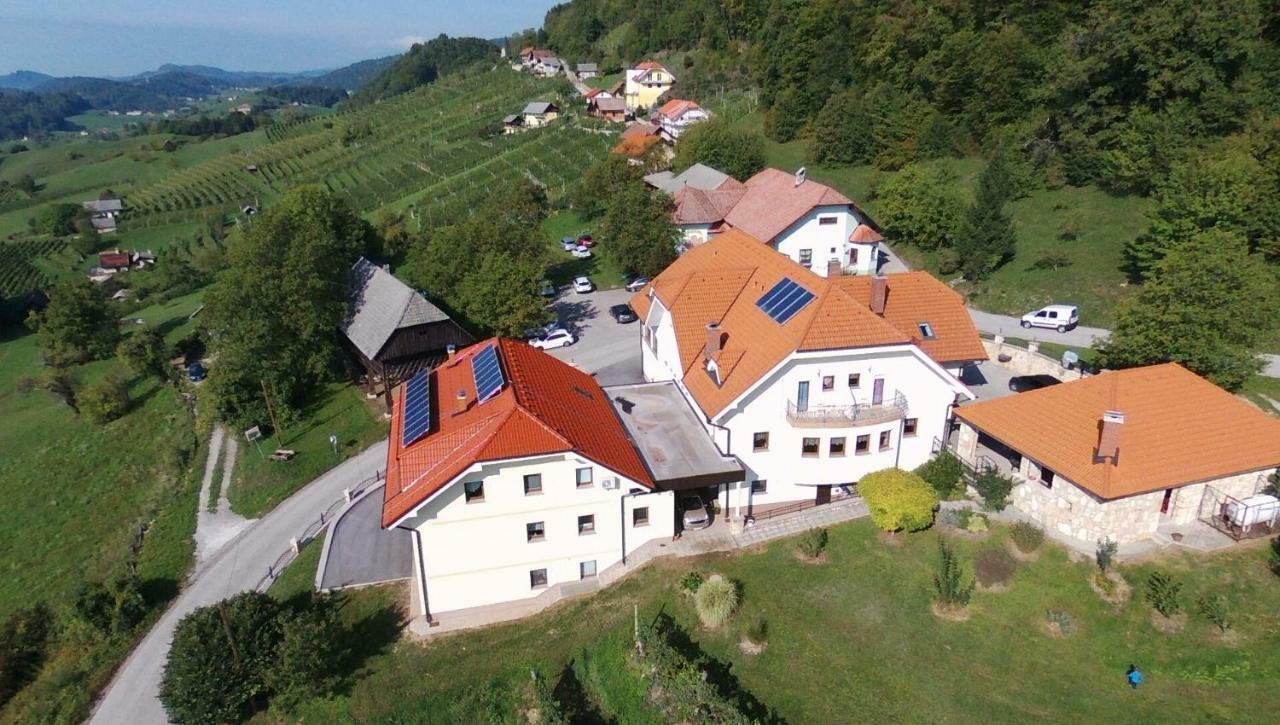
90,442,388,725
544,287,645,383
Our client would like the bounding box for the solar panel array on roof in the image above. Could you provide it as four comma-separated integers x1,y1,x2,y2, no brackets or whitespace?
471,344,506,403
402,371,432,447
756,278,815,324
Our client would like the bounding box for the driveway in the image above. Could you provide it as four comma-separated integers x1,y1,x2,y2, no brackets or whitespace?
317,484,411,591
544,287,644,384
960,362,1020,402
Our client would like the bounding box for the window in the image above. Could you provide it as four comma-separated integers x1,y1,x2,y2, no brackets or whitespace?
819,216,838,226
1040,467,1056,489
850,248,859,264
751,479,768,494
576,467,593,488
829,437,846,456
526,521,545,542
903,418,918,437
530,568,548,589
879,430,892,450
578,514,595,534
633,507,649,526
917,321,935,339
802,437,820,456
752,431,769,452
855,435,870,454
464,481,484,503
580,560,597,579
848,373,861,388
822,375,834,391
798,249,813,267
523,473,542,495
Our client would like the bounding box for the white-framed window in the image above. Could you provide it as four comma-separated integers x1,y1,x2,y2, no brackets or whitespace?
464,481,484,503
523,473,542,495
818,216,838,226
576,467,593,488
580,560,597,579
633,507,649,526
530,568,548,588
578,514,595,534
526,521,545,542
798,249,812,267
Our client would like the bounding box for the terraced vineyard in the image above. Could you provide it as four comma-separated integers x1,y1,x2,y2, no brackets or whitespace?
121,67,607,230
0,240,67,296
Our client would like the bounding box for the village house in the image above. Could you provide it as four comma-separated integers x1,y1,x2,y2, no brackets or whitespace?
342,258,474,411
533,57,564,78
381,339,740,625
646,163,746,249
501,114,523,134
953,364,1280,546
519,47,554,67
611,121,661,161
83,195,123,233
656,99,710,141
632,229,986,519
521,101,560,128
576,62,599,79
584,88,615,101
624,61,675,111
98,249,131,271
587,96,627,122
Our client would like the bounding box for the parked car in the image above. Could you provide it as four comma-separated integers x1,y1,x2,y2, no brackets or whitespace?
560,237,578,251
1021,304,1079,332
573,276,595,293
624,276,650,292
571,246,593,259
1008,374,1062,393
609,303,637,323
681,494,711,530
529,329,576,350
186,361,207,382
538,279,556,298
577,233,595,247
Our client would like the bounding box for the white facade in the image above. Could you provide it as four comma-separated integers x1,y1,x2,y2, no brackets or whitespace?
640,296,972,514
678,222,717,249
771,204,878,277
660,107,711,142
397,453,674,615
625,67,674,111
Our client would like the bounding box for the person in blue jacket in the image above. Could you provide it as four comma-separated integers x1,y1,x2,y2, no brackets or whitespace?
1126,664,1143,689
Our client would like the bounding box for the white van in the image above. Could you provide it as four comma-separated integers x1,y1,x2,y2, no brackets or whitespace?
1021,304,1079,332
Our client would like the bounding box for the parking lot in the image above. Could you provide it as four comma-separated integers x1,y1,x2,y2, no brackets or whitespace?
542,286,644,386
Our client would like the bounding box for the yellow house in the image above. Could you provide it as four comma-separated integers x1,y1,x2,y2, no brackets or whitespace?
521,102,560,128
624,61,675,112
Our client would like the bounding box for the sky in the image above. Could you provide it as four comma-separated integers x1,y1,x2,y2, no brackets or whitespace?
0,0,561,77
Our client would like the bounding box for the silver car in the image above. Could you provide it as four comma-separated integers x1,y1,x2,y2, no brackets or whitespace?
681,494,711,530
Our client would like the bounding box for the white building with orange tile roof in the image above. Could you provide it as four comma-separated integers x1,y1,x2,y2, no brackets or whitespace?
631,229,986,517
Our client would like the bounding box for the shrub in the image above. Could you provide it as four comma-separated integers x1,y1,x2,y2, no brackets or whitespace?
915,452,966,499
975,548,1018,588
679,571,703,594
972,470,1013,511
1096,538,1118,573
80,372,130,425
933,540,973,608
634,616,751,722
965,512,989,533
1145,571,1183,618
1197,594,1231,633
859,468,939,533
796,528,829,559
1268,536,1280,577
744,616,768,645
694,576,739,628
1029,251,1072,271
1009,521,1045,553
0,604,55,708
1045,609,1075,635
73,574,146,635
266,595,347,711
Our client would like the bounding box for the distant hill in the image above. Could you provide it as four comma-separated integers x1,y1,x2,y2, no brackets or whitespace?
352,36,498,105
130,71,223,98
0,70,55,91
33,76,175,112
292,55,400,92
125,63,324,87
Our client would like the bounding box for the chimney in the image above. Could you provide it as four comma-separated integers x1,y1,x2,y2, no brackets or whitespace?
795,167,807,187
826,258,843,278
446,343,457,360
704,322,722,360
870,275,888,315
453,389,468,416
1097,410,1124,461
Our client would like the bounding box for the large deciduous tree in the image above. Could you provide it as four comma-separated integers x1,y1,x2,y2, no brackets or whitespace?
576,154,642,221
875,162,968,250
672,117,765,181
27,279,118,366
598,183,678,278
1099,229,1280,390
455,251,549,337
203,185,372,428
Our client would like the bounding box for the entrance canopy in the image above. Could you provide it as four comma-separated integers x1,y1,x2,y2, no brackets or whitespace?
607,382,744,491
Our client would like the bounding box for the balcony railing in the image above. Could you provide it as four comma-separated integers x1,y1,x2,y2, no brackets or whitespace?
785,392,908,428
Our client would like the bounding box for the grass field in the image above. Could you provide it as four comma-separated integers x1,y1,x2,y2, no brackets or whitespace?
1241,375,1280,416
541,210,628,290
277,518,1280,721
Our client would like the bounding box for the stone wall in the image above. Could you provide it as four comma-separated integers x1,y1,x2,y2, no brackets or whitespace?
983,336,1088,380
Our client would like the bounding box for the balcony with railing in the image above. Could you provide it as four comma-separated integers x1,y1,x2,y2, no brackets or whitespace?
785,391,908,428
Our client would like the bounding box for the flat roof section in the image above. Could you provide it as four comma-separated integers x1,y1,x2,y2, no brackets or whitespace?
607,382,744,490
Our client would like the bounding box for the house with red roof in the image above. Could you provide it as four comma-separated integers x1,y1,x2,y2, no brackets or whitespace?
632,229,983,519
656,99,710,141
382,339,702,622
624,60,675,111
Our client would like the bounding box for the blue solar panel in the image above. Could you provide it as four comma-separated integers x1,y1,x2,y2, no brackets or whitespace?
402,371,432,447
471,344,506,403
756,278,815,324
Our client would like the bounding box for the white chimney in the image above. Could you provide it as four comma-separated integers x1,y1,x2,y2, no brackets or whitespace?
1098,410,1124,461
795,167,807,187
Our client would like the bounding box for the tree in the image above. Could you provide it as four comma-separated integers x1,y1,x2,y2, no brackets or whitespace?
809,89,874,166
858,468,939,533
914,451,965,499
454,251,548,337
72,574,146,635
954,154,1018,279
80,371,131,425
118,328,172,383
875,162,967,250
265,595,346,711
29,202,85,236
203,185,372,427
1098,229,1280,390
27,279,118,365
576,155,641,221
35,367,79,414
160,592,284,723
933,539,973,609
598,182,678,278
672,117,765,181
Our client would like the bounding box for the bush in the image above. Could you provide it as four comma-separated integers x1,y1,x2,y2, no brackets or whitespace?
679,571,703,595
73,574,146,635
1096,538,1118,573
859,468,939,533
634,616,752,722
975,548,1018,588
0,604,55,708
694,576,739,628
80,372,130,425
744,616,768,645
1268,536,1280,577
964,511,989,533
796,528,829,559
1029,251,1072,271
265,594,347,711
915,452,965,499
1145,571,1183,618
933,540,973,608
1197,594,1231,633
972,470,1013,511
1009,522,1044,553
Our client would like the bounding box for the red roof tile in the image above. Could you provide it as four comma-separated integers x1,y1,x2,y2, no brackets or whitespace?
657,99,702,119
831,273,988,364
672,186,746,224
724,168,860,243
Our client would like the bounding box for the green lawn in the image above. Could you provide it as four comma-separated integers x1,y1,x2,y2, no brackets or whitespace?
277,518,1280,721
541,210,627,290
1241,375,1280,416
269,531,325,600
229,382,387,518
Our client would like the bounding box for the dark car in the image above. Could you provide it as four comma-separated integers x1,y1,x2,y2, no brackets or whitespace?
578,233,595,248
609,303,637,323
1008,374,1061,393
187,361,207,383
